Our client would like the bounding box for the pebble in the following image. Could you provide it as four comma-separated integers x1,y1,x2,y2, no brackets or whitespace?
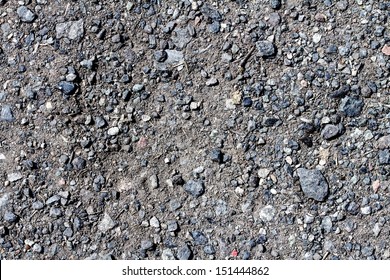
17,6,36,23
32,244,43,253
1,105,15,122
162,249,176,260
132,84,144,92
140,240,154,251
258,168,270,179
177,244,192,260
382,44,390,56
72,157,86,170
58,81,76,95
95,116,107,128
149,174,159,189
339,96,364,117
206,78,218,86
256,41,276,57
98,212,116,232
203,245,216,255
270,0,281,10
259,205,276,222
184,180,205,198
321,124,340,140
297,168,329,201
378,149,390,165
167,220,178,232
191,231,208,245
154,50,168,62
377,135,390,149
210,149,223,163
4,211,18,223
361,206,371,215
56,19,84,40
107,127,120,136
49,207,63,218
150,216,160,228
7,172,23,182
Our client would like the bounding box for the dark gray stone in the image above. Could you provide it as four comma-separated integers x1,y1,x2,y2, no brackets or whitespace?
210,149,223,163
184,180,205,198
1,105,15,122
256,41,276,57
17,6,36,23
63,227,73,238
321,124,340,140
95,116,107,128
270,0,281,9
191,231,208,245
58,81,76,95
297,168,329,201
200,4,222,21
339,96,364,117
154,50,167,62
72,157,86,170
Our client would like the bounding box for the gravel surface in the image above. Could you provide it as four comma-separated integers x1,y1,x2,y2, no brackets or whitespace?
0,0,390,260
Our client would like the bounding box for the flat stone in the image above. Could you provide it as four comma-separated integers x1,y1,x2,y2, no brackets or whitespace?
162,248,176,260
321,124,340,140
297,168,329,201
150,216,160,228
206,78,218,86
17,6,36,23
56,19,84,40
339,96,364,117
140,240,154,251
177,244,192,260
258,168,270,179
256,40,276,57
58,81,76,95
4,211,18,223
378,149,390,165
1,105,15,122
259,205,276,222
98,212,116,232
132,84,144,92
190,230,208,245
72,157,86,170
7,172,23,182
184,180,205,198
149,174,159,189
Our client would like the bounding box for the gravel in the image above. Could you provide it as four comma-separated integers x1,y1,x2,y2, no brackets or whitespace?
297,168,329,202
0,0,389,261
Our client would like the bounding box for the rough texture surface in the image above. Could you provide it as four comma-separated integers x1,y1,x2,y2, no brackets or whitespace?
0,1,389,261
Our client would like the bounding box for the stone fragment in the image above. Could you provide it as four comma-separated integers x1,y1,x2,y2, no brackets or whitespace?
297,168,329,201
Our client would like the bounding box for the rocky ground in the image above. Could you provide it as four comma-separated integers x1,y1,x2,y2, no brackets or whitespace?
0,0,390,260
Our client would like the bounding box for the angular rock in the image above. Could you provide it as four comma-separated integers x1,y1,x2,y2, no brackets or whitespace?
339,96,364,117
17,6,36,23
297,168,329,201
1,105,15,122
321,124,340,140
377,135,390,149
98,212,116,232
72,157,86,170
184,180,205,198
56,20,84,40
7,172,23,182
190,231,208,245
378,149,390,165
256,41,276,57
177,244,192,260
58,81,76,95
4,211,18,223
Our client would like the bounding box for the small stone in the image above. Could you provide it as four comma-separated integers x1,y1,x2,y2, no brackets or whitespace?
232,91,242,105
378,149,390,165
32,244,43,253
58,81,76,95
95,116,107,128
150,216,160,228
32,201,44,210
107,127,120,136
4,211,18,223
382,44,390,56
1,105,15,122
373,223,381,237
132,84,144,92
259,205,276,222
154,50,168,62
336,0,349,11
258,168,270,179
206,78,218,86
49,207,63,218
361,206,371,215
149,174,159,189
7,172,23,182
313,33,322,44
72,157,86,170
256,41,276,57
177,244,192,260
167,220,178,232
17,6,36,23
203,245,216,255
270,0,281,10
297,168,329,201
63,227,73,238
321,124,340,140
210,149,223,163
377,136,390,149
140,240,154,251
184,180,205,198
361,246,374,257
98,212,116,232
162,249,176,260
321,216,333,233
191,231,208,245
339,96,364,117
46,195,61,205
